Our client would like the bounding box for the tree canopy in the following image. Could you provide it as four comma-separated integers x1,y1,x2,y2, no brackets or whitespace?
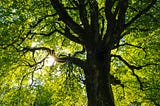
0,0,160,105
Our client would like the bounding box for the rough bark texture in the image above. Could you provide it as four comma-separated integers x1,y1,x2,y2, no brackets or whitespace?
84,44,115,106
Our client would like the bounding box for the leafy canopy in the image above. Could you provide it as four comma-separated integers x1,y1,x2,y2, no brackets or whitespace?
0,0,160,105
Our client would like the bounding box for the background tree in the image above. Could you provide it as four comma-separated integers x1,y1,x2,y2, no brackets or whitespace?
0,0,160,106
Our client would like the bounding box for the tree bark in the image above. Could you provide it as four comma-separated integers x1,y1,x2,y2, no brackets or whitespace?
84,48,115,106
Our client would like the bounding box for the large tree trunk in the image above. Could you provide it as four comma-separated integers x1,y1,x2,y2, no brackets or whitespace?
84,47,115,106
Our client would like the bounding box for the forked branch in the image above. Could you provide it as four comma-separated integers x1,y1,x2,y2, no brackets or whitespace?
111,54,159,90
50,0,85,40
21,47,86,69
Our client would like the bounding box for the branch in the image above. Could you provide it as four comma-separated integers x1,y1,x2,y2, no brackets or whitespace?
23,14,57,39
110,74,124,88
89,0,99,39
31,14,57,28
60,57,86,70
125,0,157,28
22,57,46,68
56,26,83,44
113,43,146,54
19,68,37,90
78,0,90,29
117,0,128,32
50,0,85,39
105,0,115,21
111,54,159,90
21,47,86,69
31,30,58,36
64,26,83,44
111,55,141,70
103,0,116,45
69,0,79,7
21,47,51,53
119,27,149,40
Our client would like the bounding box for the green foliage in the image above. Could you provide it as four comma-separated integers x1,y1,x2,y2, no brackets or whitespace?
0,0,160,106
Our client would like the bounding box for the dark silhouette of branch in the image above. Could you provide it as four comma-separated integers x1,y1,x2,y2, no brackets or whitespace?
59,56,86,70
21,47,51,53
116,0,128,32
111,55,142,70
111,54,159,90
105,0,115,21
119,27,149,40
54,28,82,44
21,47,86,69
31,14,57,27
27,14,57,38
125,0,157,28
64,26,83,44
113,43,146,54
89,0,99,40
19,68,37,90
78,0,90,30
103,0,128,47
50,0,85,40
110,74,124,88
104,0,116,44
31,30,58,36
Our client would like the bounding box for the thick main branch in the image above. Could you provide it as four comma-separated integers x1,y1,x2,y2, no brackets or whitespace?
50,0,85,40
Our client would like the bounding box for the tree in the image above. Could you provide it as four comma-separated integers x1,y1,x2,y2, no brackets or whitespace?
0,0,160,106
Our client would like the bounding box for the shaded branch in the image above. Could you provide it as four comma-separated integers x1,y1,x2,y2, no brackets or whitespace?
0,39,19,49
55,26,83,44
59,56,86,70
31,14,57,28
21,47,86,69
111,54,159,90
31,30,58,36
22,57,46,68
105,0,115,21
50,0,85,39
103,0,116,45
64,26,83,44
117,0,128,32
26,14,57,39
125,0,157,28
110,74,124,88
19,67,37,90
78,0,90,29
89,0,99,40
113,43,146,54
119,27,149,40
111,55,158,71
21,46,51,53
111,55,142,70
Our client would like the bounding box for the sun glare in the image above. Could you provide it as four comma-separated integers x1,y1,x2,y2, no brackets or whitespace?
45,55,55,66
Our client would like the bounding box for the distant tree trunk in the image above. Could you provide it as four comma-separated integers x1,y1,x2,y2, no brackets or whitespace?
84,46,115,106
